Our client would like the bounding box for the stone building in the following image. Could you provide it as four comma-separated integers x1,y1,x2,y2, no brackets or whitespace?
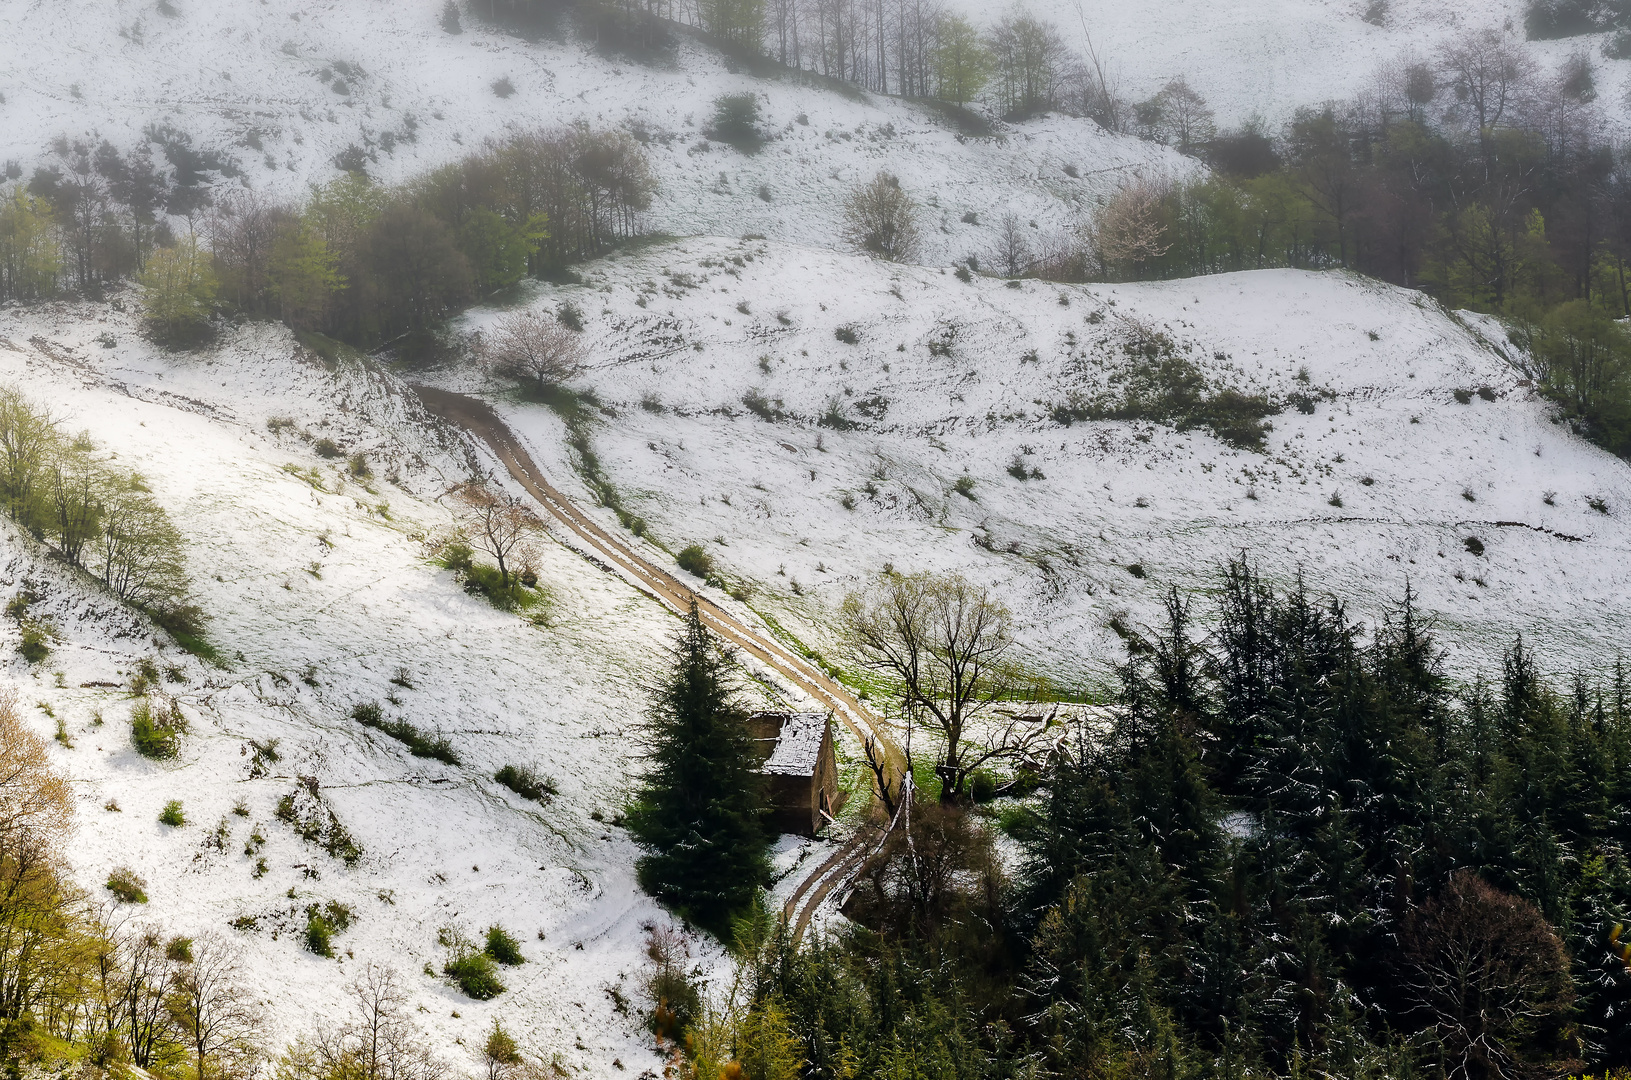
746,711,840,837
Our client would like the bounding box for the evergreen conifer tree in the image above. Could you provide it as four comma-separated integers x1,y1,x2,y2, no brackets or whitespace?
627,600,769,933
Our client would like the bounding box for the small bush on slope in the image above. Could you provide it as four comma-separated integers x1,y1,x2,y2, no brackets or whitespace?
131,699,187,760
494,763,556,802
106,866,148,904
350,702,460,765
276,786,363,865
440,928,507,999
676,544,714,578
484,925,526,965
1049,333,1279,451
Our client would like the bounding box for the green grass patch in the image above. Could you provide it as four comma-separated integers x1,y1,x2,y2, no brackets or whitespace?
131,699,186,760
351,701,460,765
444,950,506,999
105,866,148,904
494,764,556,803
484,925,526,966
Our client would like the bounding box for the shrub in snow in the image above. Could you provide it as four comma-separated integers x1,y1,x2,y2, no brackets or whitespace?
132,699,186,760
276,786,364,865
555,301,585,332
841,173,919,263
158,800,186,827
709,93,762,150
352,702,461,765
494,764,556,803
106,866,148,904
305,911,335,957
441,929,507,999
484,925,525,966
480,310,585,388
643,926,701,1043
676,544,713,578
16,621,49,664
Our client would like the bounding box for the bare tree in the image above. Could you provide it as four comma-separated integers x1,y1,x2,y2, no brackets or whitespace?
281,963,439,1080
480,309,585,387
166,931,262,1080
1400,871,1577,1079
841,172,920,262
989,212,1032,278
1086,178,1172,278
1437,28,1537,168
843,572,1015,802
1149,77,1215,153
122,930,181,1072
453,482,537,589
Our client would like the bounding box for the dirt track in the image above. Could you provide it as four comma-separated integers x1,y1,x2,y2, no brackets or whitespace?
413,386,900,935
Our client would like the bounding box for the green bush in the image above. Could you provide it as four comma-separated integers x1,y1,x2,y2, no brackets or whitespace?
710,93,762,147
954,475,976,499
106,866,148,904
494,764,557,803
158,799,186,827
484,925,526,965
305,912,335,957
131,700,185,759
444,951,506,999
1050,342,1279,452
314,437,342,458
676,544,713,578
17,622,49,664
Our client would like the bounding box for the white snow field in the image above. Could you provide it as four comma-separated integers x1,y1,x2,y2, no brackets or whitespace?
0,0,1190,267
948,0,1631,132
436,237,1631,685
0,302,814,1076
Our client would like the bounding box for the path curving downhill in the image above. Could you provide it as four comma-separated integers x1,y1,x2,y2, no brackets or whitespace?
413,386,900,938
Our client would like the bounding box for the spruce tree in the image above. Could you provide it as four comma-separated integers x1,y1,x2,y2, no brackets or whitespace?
627,600,769,933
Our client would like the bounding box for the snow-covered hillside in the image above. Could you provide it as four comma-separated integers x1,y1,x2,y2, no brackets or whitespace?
0,304,817,1076
951,0,1631,130
432,237,1631,684
0,0,1187,265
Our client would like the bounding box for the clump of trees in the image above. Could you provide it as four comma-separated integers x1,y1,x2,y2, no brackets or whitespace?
206,126,652,347
656,562,1631,1079
0,384,201,645
0,688,266,1076
626,600,769,934
1038,30,1631,462
1,123,654,352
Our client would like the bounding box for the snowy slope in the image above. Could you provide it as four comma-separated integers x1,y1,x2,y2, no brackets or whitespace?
0,0,1186,265
950,0,1631,130
433,237,1631,685
0,303,820,1076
